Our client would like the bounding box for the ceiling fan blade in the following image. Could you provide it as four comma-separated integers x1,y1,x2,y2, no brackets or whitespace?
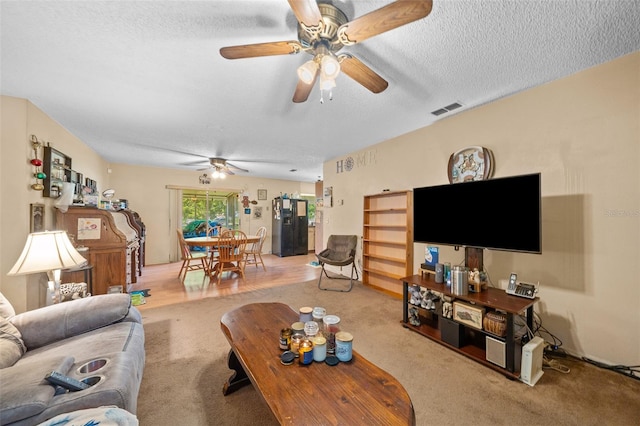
337,0,433,45
182,160,210,167
292,68,318,103
338,54,388,94
220,41,303,59
226,162,249,173
287,0,323,29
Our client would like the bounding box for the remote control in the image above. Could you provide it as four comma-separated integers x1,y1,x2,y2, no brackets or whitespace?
45,371,90,392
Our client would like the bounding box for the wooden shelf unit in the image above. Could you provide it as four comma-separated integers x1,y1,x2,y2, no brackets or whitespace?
400,274,538,379
43,146,72,198
362,191,413,297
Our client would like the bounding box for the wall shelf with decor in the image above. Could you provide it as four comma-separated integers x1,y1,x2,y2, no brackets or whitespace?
362,190,413,297
43,146,72,198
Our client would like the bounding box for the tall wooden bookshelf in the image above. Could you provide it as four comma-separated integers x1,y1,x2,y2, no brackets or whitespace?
362,190,413,297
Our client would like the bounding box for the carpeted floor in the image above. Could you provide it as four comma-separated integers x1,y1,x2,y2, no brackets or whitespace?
136,280,640,425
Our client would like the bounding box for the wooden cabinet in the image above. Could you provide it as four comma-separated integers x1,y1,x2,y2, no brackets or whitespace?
362,191,413,297
401,274,538,379
56,207,128,295
43,146,72,198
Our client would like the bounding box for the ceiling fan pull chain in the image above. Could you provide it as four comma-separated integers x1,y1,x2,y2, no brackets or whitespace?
319,87,334,104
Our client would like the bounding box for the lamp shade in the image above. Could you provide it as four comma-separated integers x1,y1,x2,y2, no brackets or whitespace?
297,60,318,84
320,74,336,91
320,55,340,79
211,169,226,179
8,231,87,276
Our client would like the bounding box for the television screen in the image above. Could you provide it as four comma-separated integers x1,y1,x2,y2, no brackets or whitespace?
413,173,541,253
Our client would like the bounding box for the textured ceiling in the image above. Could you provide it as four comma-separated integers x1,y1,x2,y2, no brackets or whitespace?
2,1,639,182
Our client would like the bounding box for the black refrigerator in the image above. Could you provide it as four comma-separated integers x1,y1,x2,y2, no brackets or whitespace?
272,197,308,257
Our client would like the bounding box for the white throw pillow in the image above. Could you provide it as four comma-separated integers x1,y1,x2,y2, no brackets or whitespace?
0,317,26,368
0,292,16,319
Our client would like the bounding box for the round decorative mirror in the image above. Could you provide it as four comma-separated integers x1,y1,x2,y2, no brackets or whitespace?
102,189,115,200
102,189,116,209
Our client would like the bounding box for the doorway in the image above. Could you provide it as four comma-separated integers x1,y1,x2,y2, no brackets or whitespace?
181,189,238,238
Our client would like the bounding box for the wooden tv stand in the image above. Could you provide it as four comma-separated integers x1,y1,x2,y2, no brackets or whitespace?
401,274,538,379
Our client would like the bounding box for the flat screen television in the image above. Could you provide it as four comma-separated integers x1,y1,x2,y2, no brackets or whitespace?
413,173,541,254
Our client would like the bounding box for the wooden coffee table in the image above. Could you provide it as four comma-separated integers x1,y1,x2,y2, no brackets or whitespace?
220,302,415,425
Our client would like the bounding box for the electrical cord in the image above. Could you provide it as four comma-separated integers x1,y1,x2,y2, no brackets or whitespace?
523,312,638,380
487,282,637,381
516,314,571,373
581,357,640,381
532,311,564,350
543,356,570,373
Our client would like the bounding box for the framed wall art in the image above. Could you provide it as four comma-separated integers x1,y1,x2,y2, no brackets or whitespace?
30,203,45,232
447,146,495,183
257,189,267,200
253,206,263,219
77,218,101,240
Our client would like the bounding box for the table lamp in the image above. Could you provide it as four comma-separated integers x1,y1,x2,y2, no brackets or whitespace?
7,230,87,304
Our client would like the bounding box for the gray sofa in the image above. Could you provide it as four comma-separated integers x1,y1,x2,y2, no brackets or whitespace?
0,292,145,425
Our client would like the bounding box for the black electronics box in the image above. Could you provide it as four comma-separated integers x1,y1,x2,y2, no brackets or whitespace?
421,262,435,271
440,317,465,348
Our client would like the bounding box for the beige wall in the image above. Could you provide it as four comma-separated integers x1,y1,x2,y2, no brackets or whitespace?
1,97,314,311
105,163,314,265
321,52,640,365
2,52,638,366
1,97,109,312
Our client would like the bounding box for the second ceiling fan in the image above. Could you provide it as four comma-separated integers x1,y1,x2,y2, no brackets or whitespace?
220,0,433,103
200,158,249,177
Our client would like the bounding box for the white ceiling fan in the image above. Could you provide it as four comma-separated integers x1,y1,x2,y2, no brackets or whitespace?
199,157,249,178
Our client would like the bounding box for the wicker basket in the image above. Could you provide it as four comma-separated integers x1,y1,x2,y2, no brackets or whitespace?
483,311,507,337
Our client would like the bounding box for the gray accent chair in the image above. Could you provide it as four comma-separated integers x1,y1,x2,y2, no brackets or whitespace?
316,235,359,292
0,293,145,426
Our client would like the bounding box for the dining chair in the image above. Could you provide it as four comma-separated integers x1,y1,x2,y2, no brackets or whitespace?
244,226,267,271
176,229,209,282
205,225,223,260
210,230,247,285
207,225,228,237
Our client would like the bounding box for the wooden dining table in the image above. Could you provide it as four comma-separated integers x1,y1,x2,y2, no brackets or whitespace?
184,235,261,247
184,235,261,279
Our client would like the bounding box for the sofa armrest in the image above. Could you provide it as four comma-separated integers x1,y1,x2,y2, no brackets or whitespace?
9,294,137,350
0,355,75,424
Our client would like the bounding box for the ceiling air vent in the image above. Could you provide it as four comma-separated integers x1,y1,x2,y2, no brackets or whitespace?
431,102,464,116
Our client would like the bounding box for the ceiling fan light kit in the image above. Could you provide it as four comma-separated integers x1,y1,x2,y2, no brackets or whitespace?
297,60,319,84
211,169,226,179
320,54,340,79
200,157,249,178
219,0,433,103
320,73,336,91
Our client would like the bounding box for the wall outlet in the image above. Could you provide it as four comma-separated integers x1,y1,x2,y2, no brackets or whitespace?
498,278,508,289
